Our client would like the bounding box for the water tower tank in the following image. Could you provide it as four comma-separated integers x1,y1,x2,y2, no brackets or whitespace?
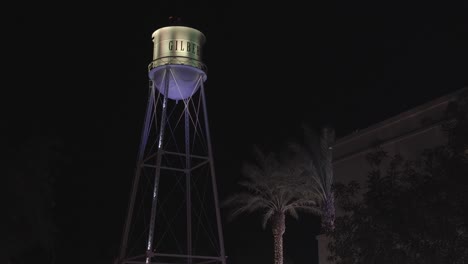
148,26,207,100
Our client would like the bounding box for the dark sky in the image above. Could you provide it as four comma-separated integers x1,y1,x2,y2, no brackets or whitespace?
3,1,466,264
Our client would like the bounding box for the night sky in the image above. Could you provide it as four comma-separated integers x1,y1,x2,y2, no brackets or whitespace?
3,1,466,264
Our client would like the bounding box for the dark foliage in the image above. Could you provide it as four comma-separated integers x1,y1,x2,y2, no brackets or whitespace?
327,92,468,263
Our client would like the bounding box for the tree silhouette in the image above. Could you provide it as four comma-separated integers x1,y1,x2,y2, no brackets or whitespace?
287,125,336,233
327,91,468,263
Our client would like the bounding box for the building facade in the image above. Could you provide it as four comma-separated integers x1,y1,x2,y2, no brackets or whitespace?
317,87,467,264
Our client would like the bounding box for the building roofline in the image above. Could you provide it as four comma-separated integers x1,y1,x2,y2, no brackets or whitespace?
334,87,468,147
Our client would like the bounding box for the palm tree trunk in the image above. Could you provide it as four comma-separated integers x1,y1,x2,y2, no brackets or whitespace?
321,191,335,233
271,212,285,264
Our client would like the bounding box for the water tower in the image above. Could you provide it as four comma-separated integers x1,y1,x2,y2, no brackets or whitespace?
116,23,227,264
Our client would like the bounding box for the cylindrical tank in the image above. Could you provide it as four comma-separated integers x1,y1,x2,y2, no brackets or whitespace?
148,26,207,100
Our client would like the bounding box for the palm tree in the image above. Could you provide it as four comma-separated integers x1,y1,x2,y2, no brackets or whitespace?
222,145,322,264
288,125,336,233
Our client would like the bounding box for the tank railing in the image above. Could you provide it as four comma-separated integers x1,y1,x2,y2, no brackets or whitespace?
148,56,207,72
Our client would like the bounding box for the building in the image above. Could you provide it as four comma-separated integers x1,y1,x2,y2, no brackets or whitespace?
317,87,468,264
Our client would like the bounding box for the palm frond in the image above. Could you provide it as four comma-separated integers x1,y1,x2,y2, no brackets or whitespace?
294,125,336,198
291,206,323,216
284,125,337,231
222,193,270,221
261,209,276,229
286,207,299,220
222,144,327,229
